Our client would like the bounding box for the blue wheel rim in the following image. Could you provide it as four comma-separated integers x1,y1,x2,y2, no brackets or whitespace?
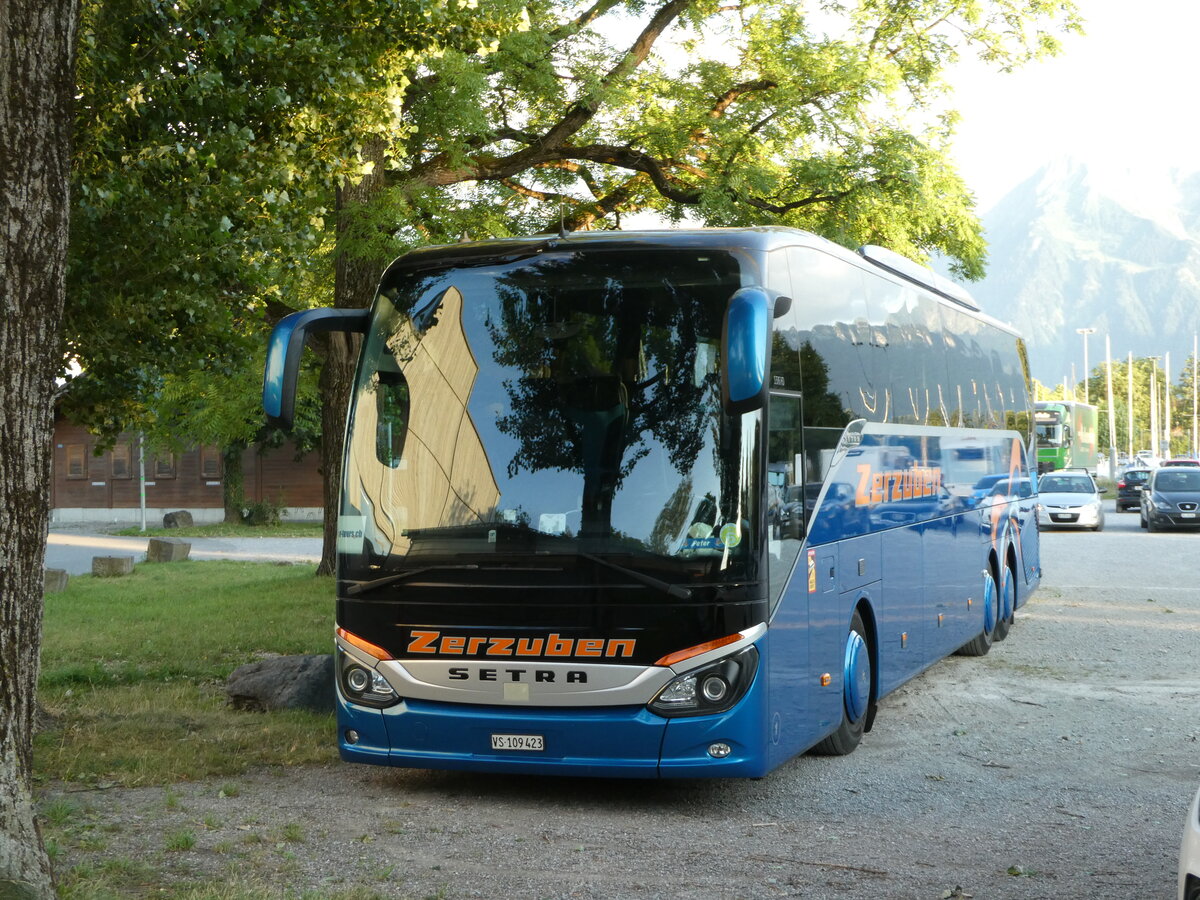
982,571,997,634
1000,569,1015,621
843,630,870,722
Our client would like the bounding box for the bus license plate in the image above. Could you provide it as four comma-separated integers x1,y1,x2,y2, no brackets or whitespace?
1183,512,1196,518
491,734,544,751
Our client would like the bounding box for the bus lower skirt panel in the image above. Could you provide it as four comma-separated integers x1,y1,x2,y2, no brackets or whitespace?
335,691,770,778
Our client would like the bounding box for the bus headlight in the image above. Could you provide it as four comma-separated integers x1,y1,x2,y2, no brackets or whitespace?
649,646,758,718
338,652,399,708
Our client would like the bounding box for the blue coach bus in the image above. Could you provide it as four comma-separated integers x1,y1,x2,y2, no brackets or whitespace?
263,227,1039,778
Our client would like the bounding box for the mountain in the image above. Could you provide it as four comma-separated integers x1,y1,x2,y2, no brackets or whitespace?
965,158,1200,388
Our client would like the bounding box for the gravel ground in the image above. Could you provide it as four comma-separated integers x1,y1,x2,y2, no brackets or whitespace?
45,502,1200,899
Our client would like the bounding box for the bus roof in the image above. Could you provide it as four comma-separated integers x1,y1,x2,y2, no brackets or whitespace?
380,227,1017,337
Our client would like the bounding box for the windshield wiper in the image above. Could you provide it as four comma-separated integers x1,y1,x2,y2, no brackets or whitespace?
345,565,480,597
346,555,692,600
578,553,692,600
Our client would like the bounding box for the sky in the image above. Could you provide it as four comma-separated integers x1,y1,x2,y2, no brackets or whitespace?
948,0,1200,211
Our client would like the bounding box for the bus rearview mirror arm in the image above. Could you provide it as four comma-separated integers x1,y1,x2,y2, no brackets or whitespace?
263,307,370,429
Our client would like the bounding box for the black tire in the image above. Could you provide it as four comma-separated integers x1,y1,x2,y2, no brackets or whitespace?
958,566,999,656
1148,516,1160,533
1092,519,1104,532
1140,511,1147,529
811,609,872,756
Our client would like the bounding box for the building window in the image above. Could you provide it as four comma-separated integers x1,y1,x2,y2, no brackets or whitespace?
66,444,87,479
111,442,132,479
199,445,221,480
154,454,176,479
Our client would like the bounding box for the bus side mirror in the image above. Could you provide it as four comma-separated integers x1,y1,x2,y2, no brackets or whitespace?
721,286,771,415
263,308,370,428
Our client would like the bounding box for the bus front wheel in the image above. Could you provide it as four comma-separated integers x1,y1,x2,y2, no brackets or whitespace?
811,609,872,756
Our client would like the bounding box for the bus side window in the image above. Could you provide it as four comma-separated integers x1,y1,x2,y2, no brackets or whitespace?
375,370,409,468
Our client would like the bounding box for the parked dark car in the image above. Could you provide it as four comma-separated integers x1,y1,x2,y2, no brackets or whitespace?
1117,467,1152,511
1140,466,1200,532
777,483,821,539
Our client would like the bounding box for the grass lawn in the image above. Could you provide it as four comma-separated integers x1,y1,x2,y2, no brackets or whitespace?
36,561,338,787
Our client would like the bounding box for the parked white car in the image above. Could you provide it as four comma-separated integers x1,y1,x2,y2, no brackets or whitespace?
1182,783,1200,900
1036,470,1106,531
1136,449,1161,468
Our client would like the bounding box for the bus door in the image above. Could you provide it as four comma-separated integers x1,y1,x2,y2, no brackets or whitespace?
765,388,813,760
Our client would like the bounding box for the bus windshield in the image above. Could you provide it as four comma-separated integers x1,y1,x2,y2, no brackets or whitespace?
338,248,761,592
1035,422,1062,446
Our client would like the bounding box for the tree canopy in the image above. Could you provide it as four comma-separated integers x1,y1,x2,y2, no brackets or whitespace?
64,0,530,432
367,0,1080,275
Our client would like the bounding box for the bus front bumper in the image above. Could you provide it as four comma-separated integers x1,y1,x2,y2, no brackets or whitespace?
335,690,769,779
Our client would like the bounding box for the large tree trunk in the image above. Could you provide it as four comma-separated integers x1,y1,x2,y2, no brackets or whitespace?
0,1,81,896
317,139,390,575
221,444,246,524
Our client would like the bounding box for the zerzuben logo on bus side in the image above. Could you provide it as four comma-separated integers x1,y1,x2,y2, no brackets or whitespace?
854,464,943,507
406,629,636,659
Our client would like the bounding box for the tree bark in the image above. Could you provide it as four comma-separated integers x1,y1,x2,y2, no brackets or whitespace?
0,0,81,896
317,139,390,575
221,444,246,524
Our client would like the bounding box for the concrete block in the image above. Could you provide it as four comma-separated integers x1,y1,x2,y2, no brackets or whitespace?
147,537,191,562
44,568,70,593
92,555,134,577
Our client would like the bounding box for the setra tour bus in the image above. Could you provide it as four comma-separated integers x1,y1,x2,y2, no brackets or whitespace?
263,227,1040,778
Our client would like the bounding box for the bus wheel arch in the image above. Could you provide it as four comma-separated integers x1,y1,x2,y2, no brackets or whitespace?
994,546,1017,641
811,602,876,756
1005,540,1021,611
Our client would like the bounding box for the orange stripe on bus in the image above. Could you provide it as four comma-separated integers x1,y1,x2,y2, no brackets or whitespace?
655,633,742,668
336,627,393,660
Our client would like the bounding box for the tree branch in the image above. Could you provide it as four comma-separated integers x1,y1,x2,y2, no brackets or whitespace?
552,175,648,232
523,0,696,156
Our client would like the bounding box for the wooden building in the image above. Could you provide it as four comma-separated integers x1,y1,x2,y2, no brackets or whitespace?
50,415,324,525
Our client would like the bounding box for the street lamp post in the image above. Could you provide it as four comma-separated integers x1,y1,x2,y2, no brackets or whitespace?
1165,350,1172,457
1149,356,1162,460
1127,351,1134,460
1076,327,1097,405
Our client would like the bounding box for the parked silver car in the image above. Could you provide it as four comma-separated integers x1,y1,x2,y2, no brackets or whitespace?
1036,470,1105,531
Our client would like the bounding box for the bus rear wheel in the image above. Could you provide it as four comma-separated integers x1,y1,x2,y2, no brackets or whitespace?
993,561,1015,642
811,609,872,756
957,566,998,657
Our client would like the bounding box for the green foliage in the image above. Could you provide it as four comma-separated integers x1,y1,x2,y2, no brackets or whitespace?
1058,355,1200,457
241,498,283,527
376,0,1081,278
66,0,530,439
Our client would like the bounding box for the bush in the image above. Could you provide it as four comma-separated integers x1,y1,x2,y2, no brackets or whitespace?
241,499,282,527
